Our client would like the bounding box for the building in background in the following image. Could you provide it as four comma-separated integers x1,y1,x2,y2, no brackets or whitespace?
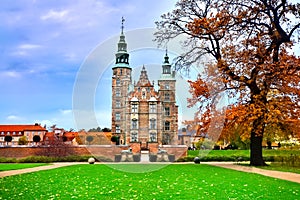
0,124,47,146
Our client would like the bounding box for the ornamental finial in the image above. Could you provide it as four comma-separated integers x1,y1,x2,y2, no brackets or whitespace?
121,17,125,34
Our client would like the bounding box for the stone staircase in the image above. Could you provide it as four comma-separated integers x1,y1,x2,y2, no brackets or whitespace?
140,150,149,162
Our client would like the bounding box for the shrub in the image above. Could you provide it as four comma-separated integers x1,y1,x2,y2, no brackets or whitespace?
18,136,29,145
149,154,157,162
168,154,175,162
133,154,141,162
115,154,121,162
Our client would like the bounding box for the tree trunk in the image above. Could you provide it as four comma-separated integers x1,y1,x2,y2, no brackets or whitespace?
250,118,267,166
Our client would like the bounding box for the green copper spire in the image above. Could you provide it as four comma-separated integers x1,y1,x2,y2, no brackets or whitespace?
115,17,130,67
163,48,169,64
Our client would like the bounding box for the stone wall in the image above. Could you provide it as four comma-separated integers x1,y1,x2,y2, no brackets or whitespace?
0,144,187,161
0,145,130,161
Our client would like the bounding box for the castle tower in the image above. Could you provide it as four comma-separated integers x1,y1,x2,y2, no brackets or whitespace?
158,50,178,144
111,17,132,144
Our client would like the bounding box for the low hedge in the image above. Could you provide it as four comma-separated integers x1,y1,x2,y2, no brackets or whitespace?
0,155,113,163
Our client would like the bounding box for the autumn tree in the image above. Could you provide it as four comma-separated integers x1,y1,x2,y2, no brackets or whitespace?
155,0,300,165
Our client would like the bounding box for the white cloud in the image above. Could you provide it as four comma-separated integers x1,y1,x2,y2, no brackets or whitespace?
19,44,42,49
0,71,21,78
6,115,22,121
60,109,72,115
40,9,70,21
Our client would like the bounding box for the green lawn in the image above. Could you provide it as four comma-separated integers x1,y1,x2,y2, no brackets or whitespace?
0,163,48,171
0,164,299,199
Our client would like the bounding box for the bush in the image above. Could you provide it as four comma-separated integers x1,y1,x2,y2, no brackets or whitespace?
168,154,175,162
115,154,121,162
133,154,141,162
0,155,113,163
149,154,157,162
18,136,29,145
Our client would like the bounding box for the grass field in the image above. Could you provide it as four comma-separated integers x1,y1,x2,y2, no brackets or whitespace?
0,163,48,171
0,164,299,199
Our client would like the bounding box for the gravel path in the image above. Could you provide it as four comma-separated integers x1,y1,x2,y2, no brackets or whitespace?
0,162,299,184
0,162,84,178
204,162,300,184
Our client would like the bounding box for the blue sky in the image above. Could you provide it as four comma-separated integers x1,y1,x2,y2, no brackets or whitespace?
1,0,299,131
0,0,185,130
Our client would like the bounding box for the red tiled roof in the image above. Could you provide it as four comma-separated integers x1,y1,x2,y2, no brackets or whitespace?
0,124,47,132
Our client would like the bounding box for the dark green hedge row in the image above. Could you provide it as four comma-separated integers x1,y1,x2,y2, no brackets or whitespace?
0,155,113,163
175,155,299,162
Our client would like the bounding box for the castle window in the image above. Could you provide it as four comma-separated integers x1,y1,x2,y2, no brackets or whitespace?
142,92,146,99
165,93,170,101
165,84,169,89
149,103,156,113
116,89,121,97
130,132,138,142
131,104,138,113
116,100,121,108
164,107,170,116
116,79,120,86
150,132,157,142
116,113,121,121
150,119,156,129
116,125,121,133
131,119,138,129
120,69,123,75
164,121,170,131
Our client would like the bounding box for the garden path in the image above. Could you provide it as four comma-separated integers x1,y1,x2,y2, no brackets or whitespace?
0,162,299,184
204,162,300,184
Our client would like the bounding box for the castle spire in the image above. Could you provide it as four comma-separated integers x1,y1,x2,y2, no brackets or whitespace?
164,48,169,64
114,17,130,67
121,16,125,34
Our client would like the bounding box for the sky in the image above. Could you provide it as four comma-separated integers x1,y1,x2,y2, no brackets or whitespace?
0,0,188,130
1,0,299,131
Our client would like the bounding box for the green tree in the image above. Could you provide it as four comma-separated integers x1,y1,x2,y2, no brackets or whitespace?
33,135,41,145
18,136,28,145
156,0,300,165
88,127,102,132
102,127,111,132
86,135,94,145
4,135,12,145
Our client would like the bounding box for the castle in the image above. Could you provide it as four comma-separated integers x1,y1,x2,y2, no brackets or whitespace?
111,19,178,149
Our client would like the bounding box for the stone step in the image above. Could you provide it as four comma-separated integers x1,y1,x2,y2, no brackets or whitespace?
141,150,149,154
